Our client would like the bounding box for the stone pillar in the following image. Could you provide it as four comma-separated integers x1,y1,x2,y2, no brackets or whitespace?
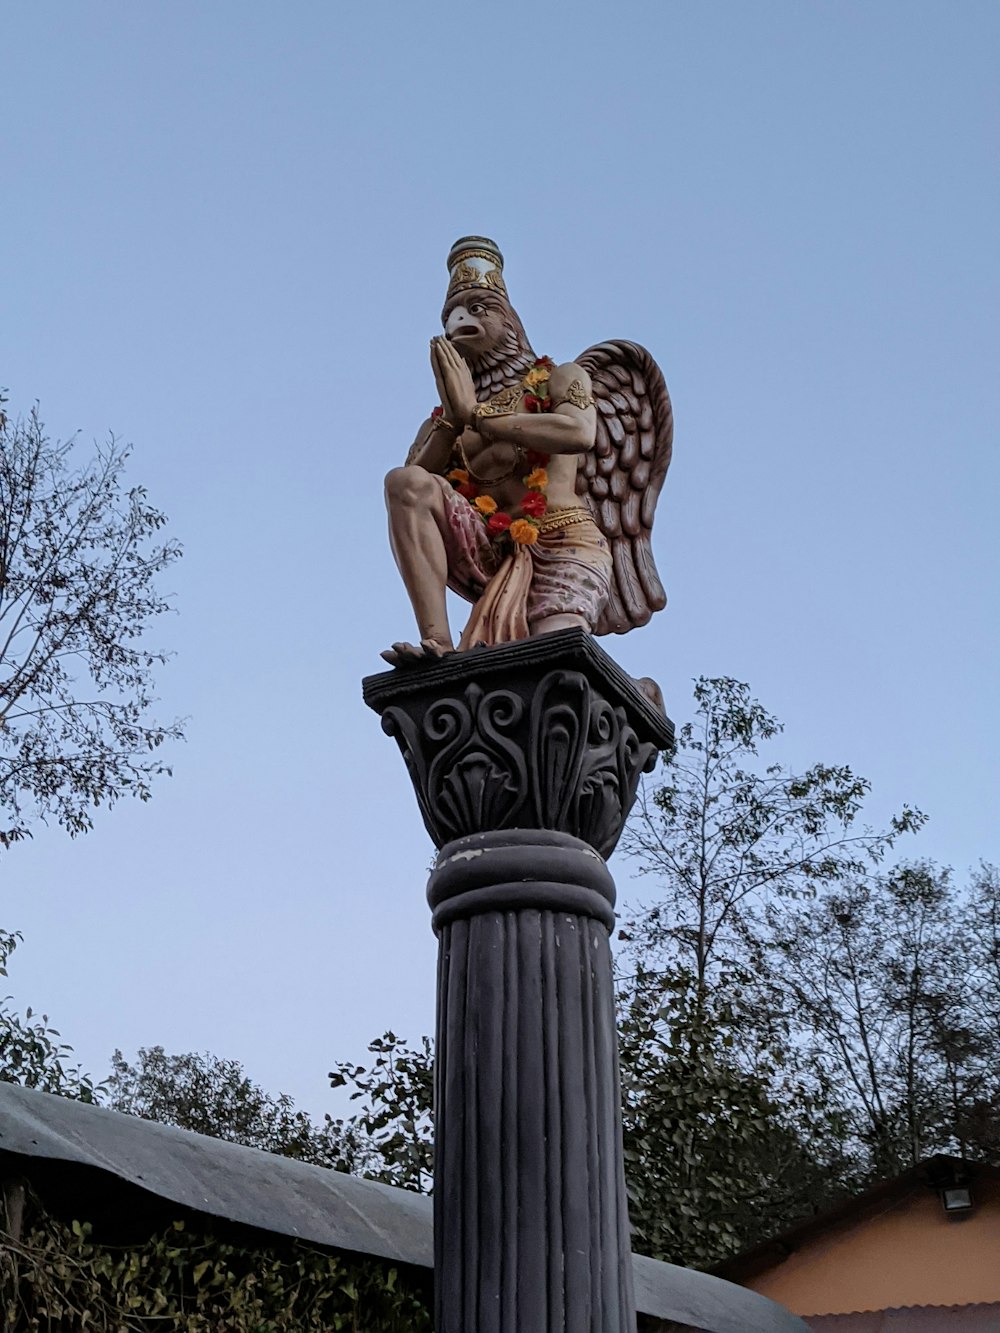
363,628,674,1333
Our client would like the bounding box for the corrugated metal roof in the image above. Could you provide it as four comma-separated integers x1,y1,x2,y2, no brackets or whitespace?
0,1082,806,1333
806,1305,1000,1330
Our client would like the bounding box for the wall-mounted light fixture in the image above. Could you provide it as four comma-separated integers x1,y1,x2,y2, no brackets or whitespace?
927,1160,975,1216
940,1183,974,1214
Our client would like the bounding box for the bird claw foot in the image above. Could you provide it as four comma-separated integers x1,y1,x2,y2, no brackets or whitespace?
380,638,457,667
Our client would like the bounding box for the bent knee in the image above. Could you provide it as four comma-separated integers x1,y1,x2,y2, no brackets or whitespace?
385,465,440,506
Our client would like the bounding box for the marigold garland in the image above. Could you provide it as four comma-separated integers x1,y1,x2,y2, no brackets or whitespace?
441,358,556,546
522,355,555,413
508,518,539,546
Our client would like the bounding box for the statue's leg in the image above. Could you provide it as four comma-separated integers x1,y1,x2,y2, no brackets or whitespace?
383,467,454,660
527,518,613,641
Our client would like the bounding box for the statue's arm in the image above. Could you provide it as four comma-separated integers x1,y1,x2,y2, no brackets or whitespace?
478,362,597,456
405,418,455,472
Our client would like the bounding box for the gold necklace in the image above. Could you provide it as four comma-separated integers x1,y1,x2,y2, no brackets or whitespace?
457,434,522,485
456,381,528,483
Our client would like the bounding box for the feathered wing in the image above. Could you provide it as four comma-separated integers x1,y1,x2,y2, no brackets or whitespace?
574,340,673,635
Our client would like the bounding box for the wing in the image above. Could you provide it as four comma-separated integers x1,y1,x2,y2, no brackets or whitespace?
574,340,673,635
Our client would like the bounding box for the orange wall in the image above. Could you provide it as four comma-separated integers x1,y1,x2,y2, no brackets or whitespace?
746,1176,1000,1315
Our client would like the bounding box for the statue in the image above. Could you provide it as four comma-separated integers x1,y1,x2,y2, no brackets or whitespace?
382,236,673,665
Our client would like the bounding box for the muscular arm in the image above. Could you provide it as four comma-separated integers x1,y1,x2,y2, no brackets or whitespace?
478,362,597,456
405,418,455,473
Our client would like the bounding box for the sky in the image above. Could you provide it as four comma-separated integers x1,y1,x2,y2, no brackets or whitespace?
1,1,997,1119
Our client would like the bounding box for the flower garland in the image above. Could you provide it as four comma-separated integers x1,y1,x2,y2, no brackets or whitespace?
447,458,550,546
440,358,555,547
521,354,555,413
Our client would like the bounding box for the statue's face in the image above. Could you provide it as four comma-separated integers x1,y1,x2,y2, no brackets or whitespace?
442,290,512,359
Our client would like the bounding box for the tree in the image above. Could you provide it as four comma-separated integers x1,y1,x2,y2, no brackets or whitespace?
768,863,955,1175
106,1046,370,1172
620,677,924,999
0,927,102,1101
619,966,856,1267
952,863,1000,1158
0,393,182,846
614,677,930,1262
617,677,1000,1263
329,1031,434,1194
769,860,1000,1178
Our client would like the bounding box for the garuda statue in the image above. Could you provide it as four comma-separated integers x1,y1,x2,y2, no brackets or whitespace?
383,237,673,665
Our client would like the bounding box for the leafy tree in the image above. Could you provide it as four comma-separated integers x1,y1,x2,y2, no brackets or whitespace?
103,1034,437,1191
0,393,182,846
0,928,102,1101
329,1032,434,1193
618,678,1000,1262
620,677,924,998
769,860,1000,1178
614,677,930,1262
106,1046,370,1171
619,966,855,1267
768,863,952,1175
952,863,1000,1158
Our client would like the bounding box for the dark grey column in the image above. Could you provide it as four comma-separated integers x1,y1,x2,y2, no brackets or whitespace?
430,827,633,1332
363,628,674,1333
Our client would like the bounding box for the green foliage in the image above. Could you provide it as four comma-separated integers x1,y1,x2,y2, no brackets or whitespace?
329,1032,434,1193
107,1046,370,1173
1,1193,431,1331
621,677,924,990
0,391,182,846
619,677,1000,1265
768,859,1000,1177
0,929,102,1102
619,967,854,1268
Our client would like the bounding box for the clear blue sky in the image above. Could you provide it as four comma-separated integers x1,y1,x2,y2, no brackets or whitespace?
1,1,997,1116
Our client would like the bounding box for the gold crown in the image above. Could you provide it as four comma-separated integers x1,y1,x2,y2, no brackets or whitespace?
446,235,508,300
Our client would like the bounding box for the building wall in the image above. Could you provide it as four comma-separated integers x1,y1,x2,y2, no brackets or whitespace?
745,1176,1000,1316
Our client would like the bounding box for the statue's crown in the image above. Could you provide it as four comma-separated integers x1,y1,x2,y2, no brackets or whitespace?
446,236,508,300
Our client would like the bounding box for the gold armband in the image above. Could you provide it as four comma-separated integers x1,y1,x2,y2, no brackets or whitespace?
473,383,523,422
554,379,595,411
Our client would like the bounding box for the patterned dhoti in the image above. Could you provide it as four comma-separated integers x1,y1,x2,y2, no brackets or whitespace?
432,475,613,649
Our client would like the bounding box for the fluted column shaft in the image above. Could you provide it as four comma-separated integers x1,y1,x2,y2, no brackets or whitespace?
429,829,635,1333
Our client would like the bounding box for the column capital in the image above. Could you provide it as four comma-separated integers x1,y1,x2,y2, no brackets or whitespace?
363,629,674,858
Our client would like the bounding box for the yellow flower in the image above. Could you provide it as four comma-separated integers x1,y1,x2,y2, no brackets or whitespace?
524,367,549,389
446,468,469,484
509,518,539,546
474,494,498,516
525,468,548,491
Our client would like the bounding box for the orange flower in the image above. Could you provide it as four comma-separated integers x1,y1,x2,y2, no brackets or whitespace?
525,467,548,491
447,468,469,484
509,518,539,546
524,366,549,389
474,494,498,515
